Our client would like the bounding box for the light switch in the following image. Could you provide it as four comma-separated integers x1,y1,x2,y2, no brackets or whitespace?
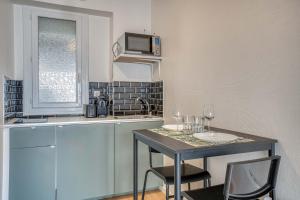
93,90,100,97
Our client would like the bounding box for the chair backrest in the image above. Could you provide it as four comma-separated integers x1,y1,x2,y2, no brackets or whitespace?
148,147,161,167
223,156,281,200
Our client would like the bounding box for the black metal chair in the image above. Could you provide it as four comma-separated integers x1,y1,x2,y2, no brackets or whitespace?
182,156,281,200
142,147,211,200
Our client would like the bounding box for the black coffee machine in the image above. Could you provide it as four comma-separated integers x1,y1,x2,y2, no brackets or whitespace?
96,95,109,117
84,104,97,118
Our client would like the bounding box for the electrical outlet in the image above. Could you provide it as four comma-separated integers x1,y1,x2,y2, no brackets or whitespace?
93,90,100,97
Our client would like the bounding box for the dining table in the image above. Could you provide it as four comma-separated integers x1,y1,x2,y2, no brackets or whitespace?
133,127,277,200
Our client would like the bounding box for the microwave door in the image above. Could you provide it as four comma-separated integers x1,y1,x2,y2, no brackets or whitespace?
125,33,152,55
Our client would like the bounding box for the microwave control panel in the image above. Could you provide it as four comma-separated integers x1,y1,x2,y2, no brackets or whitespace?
153,37,161,56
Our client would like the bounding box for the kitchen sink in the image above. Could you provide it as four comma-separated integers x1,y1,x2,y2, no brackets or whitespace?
13,118,48,124
113,115,160,120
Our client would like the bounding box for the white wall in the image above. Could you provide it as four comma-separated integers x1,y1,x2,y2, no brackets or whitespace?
152,0,300,199
113,62,153,82
13,5,23,81
0,0,14,198
88,15,111,82
0,0,14,78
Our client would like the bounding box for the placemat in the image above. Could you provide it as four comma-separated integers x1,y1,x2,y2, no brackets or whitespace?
149,128,254,147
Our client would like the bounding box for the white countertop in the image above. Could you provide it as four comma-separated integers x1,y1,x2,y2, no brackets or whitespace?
3,116,164,128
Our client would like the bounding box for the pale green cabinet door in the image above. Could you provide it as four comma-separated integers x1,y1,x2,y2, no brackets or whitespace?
9,146,56,200
115,121,164,195
56,123,114,200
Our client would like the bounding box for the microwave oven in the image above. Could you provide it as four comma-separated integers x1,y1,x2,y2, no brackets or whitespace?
113,32,161,57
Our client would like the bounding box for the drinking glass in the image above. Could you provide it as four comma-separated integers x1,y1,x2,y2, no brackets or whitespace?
172,111,183,131
193,115,205,133
183,115,194,134
203,104,215,132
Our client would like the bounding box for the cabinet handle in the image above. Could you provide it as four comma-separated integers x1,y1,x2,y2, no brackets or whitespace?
58,125,63,128
50,145,56,149
31,126,36,130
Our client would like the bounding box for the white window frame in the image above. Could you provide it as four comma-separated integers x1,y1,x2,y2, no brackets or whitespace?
23,6,89,115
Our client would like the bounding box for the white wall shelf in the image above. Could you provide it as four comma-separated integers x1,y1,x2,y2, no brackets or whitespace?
113,54,162,64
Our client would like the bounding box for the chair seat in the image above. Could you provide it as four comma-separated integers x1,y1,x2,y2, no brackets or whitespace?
183,184,224,200
151,163,211,184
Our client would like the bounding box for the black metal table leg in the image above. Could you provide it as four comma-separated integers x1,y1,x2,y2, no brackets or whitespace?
174,153,182,200
268,143,276,199
269,143,275,157
203,157,208,188
133,135,138,200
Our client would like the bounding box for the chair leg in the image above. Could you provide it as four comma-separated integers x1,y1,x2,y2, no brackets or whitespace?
188,182,191,190
203,178,210,188
142,170,151,200
165,183,169,200
271,190,276,200
207,178,211,187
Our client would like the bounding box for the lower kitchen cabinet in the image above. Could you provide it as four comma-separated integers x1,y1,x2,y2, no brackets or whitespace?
9,146,56,200
8,120,164,200
56,123,115,200
114,121,164,195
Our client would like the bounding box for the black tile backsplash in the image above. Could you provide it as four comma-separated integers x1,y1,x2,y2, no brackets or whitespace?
3,80,163,119
111,81,163,117
89,81,164,116
4,79,23,119
150,81,163,116
88,82,109,104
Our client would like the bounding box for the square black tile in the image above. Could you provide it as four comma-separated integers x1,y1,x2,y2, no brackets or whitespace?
119,81,130,87
124,87,135,93
130,82,141,87
119,93,130,99
113,87,124,93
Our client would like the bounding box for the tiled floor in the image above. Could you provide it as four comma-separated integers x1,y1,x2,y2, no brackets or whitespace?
107,190,165,200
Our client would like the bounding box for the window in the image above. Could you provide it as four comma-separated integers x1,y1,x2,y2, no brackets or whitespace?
38,17,77,103
23,7,88,115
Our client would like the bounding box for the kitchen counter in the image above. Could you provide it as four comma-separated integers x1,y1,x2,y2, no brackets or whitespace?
3,115,163,128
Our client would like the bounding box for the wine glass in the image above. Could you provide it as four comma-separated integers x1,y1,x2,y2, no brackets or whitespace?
172,111,183,131
203,104,215,132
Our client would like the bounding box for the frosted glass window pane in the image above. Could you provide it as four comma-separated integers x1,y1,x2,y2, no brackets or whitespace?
38,17,77,103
